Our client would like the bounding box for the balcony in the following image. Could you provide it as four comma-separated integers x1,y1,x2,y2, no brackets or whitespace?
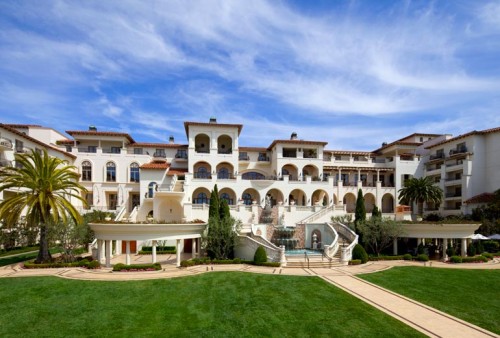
0,138,13,150
445,192,462,198
218,149,232,155
258,155,270,162
449,146,467,156
0,159,12,168
239,155,249,161
152,151,167,162
175,152,188,160
78,147,97,153
193,172,212,179
102,147,122,154
429,153,445,161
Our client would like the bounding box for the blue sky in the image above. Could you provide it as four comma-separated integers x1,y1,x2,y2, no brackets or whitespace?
0,0,499,150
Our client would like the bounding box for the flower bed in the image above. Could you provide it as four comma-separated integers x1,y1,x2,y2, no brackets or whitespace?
112,263,162,272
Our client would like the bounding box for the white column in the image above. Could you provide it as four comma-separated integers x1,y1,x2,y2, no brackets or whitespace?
152,240,157,263
116,240,122,255
98,239,104,264
393,238,398,255
105,240,111,268
176,239,181,267
125,241,131,265
442,238,448,261
417,238,422,246
461,238,467,257
192,238,197,259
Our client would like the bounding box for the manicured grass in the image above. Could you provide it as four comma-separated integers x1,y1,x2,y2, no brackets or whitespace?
359,267,500,334
0,246,39,257
0,273,424,337
0,248,62,267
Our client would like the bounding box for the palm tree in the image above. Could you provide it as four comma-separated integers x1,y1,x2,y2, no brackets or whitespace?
0,149,87,263
398,177,443,217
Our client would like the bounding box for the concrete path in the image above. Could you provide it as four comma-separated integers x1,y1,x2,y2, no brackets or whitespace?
1,257,499,337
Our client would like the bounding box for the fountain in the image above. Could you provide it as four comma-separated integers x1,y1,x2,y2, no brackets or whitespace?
271,214,299,251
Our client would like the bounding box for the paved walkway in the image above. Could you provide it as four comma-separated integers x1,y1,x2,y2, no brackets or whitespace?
1,257,499,337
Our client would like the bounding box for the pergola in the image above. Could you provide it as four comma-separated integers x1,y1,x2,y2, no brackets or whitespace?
89,223,206,267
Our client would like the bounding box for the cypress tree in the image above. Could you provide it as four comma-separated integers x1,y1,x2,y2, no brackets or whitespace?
209,184,220,221
354,189,366,229
372,205,381,218
219,198,230,220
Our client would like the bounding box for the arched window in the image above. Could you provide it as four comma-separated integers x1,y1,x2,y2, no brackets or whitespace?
194,192,209,204
81,161,92,181
242,193,253,205
220,193,233,205
106,162,116,182
195,166,210,179
242,172,265,180
148,182,157,198
218,167,230,179
130,162,140,182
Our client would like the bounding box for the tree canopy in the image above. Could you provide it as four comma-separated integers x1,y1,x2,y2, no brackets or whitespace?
0,149,86,263
398,177,442,216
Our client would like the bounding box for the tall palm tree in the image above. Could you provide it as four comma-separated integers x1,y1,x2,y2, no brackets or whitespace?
0,149,87,263
398,177,443,217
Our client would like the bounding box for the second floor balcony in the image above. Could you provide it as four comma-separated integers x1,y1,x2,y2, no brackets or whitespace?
0,137,13,150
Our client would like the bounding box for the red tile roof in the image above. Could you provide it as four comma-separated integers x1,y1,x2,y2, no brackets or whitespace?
167,168,188,175
267,139,328,150
0,124,76,159
130,142,187,148
239,146,268,152
140,162,170,170
66,130,135,143
464,193,494,204
184,121,243,137
324,150,373,156
426,126,500,149
323,166,394,171
3,124,42,128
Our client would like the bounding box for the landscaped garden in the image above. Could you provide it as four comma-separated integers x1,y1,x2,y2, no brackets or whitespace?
0,272,425,337
359,266,500,334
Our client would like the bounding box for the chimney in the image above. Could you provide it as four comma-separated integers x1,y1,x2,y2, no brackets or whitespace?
169,135,175,144
209,117,217,124
290,132,297,140
89,125,97,131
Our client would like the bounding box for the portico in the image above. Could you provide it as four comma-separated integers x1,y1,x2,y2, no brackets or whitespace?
90,223,206,267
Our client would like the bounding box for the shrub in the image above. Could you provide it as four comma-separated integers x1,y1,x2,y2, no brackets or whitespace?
23,259,100,269
86,260,100,269
349,259,361,265
352,244,368,263
416,254,429,262
467,243,476,256
481,253,493,260
140,246,176,252
450,256,462,263
112,263,162,272
417,243,425,255
461,256,488,263
368,255,404,261
424,213,443,222
180,260,195,267
138,249,176,255
254,246,267,264
255,261,280,267
475,241,485,254
403,254,413,261
483,240,499,253
446,244,456,257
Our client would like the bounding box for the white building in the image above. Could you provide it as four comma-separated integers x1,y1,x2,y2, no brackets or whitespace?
1,120,496,266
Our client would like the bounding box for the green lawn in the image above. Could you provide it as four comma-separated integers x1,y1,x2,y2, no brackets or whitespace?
359,267,500,334
0,248,61,267
0,273,424,337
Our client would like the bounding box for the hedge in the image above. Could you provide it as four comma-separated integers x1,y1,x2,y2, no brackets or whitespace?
348,259,361,265
462,256,488,263
403,254,413,261
368,255,405,261
449,256,462,263
23,259,100,269
481,253,494,260
113,263,162,272
138,250,176,255
179,258,280,268
415,254,429,262
140,246,176,252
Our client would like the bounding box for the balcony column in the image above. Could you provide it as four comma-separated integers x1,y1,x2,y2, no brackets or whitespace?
357,169,362,189
105,240,111,268
98,239,104,264
152,240,157,263
125,241,131,265
337,168,342,205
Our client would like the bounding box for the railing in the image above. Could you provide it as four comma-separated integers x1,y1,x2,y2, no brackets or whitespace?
195,149,209,153
430,153,445,160
193,173,212,179
445,192,461,198
175,152,187,159
323,222,339,260
218,150,232,154
298,205,334,224
114,205,127,222
102,148,121,154
191,203,209,209
239,155,250,161
78,147,97,153
258,156,270,161
152,151,166,158
217,173,235,180
330,222,358,263
449,147,467,155
296,206,314,212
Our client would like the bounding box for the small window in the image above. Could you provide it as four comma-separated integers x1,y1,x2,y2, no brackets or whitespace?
88,146,97,153
134,148,143,155
106,162,116,182
111,147,121,154
65,145,72,152
15,139,24,153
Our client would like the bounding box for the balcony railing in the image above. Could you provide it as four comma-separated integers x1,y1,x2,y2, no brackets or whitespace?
218,150,232,154
239,155,250,161
449,147,467,155
430,153,445,160
217,173,235,180
152,151,166,158
193,173,212,179
445,192,462,198
0,159,12,167
258,156,270,162
78,147,97,153
102,148,121,154
195,149,209,154
175,152,188,159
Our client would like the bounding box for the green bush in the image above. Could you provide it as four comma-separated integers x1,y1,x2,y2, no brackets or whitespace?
417,243,425,254
253,246,267,264
86,260,100,269
141,246,176,252
483,240,499,253
112,263,162,271
462,256,488,263
450,256,462,263
467,243,476,256
23,258,100,269
481,253,493,260
368,255,404,261
416,254,429,262
403,254,413,261
352,244,368,263
180,260,195,267
255,261,280,267
138,249,176,255
446,245,456,257
349,259,361,265
475,241,484,254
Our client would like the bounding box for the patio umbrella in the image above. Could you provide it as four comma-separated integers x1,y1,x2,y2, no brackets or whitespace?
488,234,500,240
469,234,490,240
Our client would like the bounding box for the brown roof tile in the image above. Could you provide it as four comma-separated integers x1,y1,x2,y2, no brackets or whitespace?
464,193,494,204
184,121,243,136
140,162,170,170
267,139,328,150
426,127,500,149
66,130,135,143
